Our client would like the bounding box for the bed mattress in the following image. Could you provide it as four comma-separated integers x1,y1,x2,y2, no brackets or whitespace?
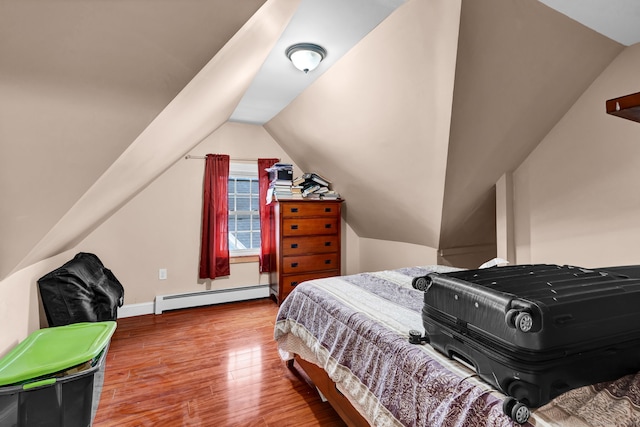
274,266,640,427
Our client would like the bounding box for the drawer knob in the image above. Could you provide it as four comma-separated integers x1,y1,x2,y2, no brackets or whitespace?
291,262,299,268
325,208,332,212
291,207,299,213
291,243,299,249
325,224,332,229
291,224,299,230
324,242,332,247
291,281,299,286
325,259,332,265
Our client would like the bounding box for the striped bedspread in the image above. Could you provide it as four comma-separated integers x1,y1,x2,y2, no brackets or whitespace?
274,266,640,427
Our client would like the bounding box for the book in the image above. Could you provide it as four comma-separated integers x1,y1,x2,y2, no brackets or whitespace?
302,172,331,187
270,180,293,188
301,181,318,190
275,193,303,200
321,191,340,200
302,184,321,197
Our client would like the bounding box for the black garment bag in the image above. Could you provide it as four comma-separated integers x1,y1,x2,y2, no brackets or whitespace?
38,252,124,326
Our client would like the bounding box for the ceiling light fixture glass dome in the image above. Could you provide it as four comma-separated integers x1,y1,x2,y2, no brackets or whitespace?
286,43,326,74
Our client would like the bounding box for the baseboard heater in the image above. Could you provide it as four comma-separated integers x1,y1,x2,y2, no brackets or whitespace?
154,284,269,314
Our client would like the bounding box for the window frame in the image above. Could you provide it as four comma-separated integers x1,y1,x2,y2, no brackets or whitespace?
227,162,261,257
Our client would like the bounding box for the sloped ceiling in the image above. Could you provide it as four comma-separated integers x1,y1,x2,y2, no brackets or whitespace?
267,0,624,261
0,0,633,278
265,0,462,249
230,0,407,124
0,0,283,278
439,0,624,252
538,0,640,46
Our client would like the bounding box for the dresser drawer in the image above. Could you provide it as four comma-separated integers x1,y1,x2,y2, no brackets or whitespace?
282,235,339,256
271,199,343,305
282,217,338,236
280,202,341,218
281,270,339,297
282,253,339,274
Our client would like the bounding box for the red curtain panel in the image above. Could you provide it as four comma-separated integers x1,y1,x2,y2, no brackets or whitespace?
199,154,230,279
258,158,279,273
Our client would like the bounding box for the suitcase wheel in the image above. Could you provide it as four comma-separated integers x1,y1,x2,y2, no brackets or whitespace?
505,309,534,333
515,312,533,332
408,329,429,344
412,276,430,291
502,397,530,424
505,309,518,328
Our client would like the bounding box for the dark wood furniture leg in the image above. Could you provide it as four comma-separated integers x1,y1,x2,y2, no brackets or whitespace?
289,354,370,427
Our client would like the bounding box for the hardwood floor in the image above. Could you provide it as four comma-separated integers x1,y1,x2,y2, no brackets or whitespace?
93,298,346,427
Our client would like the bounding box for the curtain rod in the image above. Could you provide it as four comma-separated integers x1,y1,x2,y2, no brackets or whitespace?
184,155,272,162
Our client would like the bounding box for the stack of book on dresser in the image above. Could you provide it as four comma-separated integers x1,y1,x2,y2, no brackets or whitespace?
265,163,302,203
266,165,341,203
295,173,341,200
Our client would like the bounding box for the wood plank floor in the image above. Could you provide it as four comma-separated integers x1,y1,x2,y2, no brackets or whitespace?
93,298,346,427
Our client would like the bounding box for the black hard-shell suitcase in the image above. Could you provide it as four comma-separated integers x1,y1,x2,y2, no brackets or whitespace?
416,264,640,424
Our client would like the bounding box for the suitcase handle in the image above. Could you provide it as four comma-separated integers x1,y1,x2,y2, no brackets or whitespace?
450,352,476,372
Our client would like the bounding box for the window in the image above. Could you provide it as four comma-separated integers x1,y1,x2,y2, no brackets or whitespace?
228,163,260,255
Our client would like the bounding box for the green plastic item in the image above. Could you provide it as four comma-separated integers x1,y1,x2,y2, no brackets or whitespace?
0,321,116,387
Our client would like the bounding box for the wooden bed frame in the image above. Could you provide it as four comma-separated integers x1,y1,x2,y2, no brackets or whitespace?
288,355,369,427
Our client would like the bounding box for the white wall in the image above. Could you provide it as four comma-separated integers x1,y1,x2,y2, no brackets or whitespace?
357,238,438,273
343,222,361,275
266,0,461,250
513,44,640,267
77,122,302,305
0,251,76,357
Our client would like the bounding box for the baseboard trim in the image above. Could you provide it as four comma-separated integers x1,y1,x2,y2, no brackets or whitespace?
154,284,270,315
117,285,271,318
118,302,154,318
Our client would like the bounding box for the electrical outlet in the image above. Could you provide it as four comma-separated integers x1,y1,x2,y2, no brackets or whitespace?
159,268,167,280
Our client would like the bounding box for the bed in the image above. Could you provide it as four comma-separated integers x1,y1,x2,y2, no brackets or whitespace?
274,266,640,427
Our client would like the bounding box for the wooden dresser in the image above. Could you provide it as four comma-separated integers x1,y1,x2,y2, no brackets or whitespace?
269,199,343,305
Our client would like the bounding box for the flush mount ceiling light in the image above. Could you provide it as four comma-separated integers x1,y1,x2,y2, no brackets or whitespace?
285,43,326,74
